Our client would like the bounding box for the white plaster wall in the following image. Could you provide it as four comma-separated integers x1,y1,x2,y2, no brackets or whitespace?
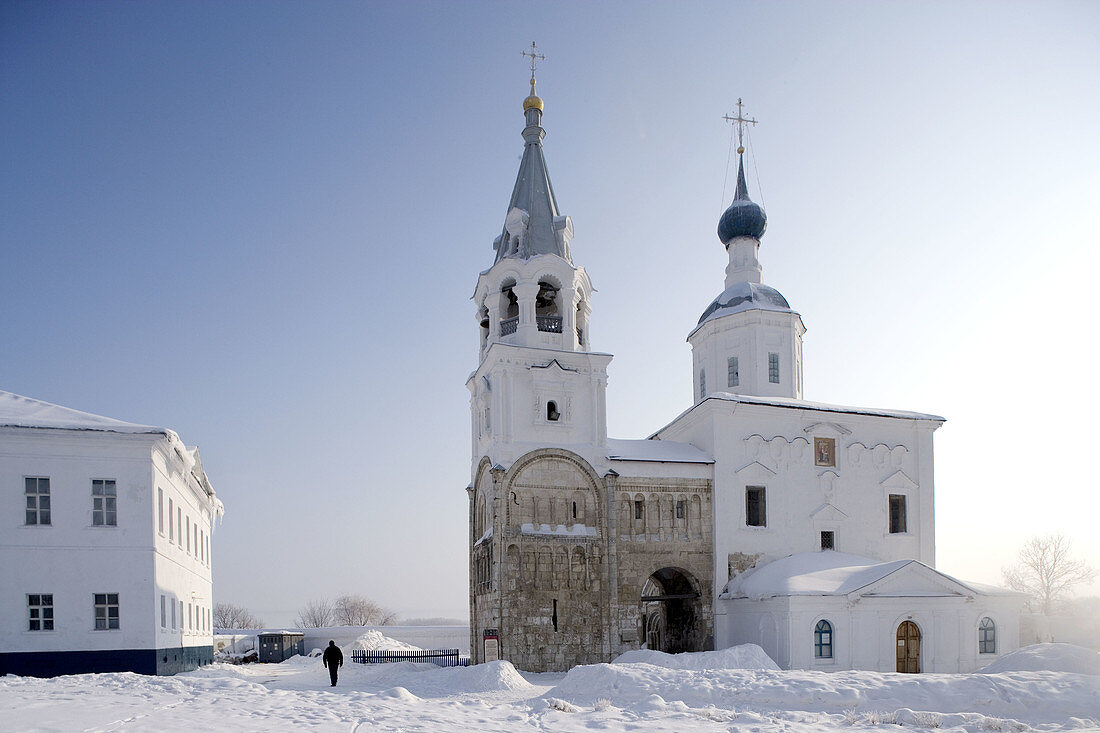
689,310,805,401
657,400,940,609
0,428,216,655
468,342,612,479
720,594,1023,673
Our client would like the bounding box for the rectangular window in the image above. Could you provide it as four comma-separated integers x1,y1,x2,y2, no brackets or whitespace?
94,593,119,630
171,599,176,629
675,500,685,519
28,594,54,631
889,494,907,534
177,507,182,546
160,595,167,628
820,530,835,550
768,353,780,384
727,356,739,387
699,370,706,398
746,486,767,527
634,500,644,521
92,479,117,526
194,524,198,557
186,516,190,553
188,603,192,631
180,601,184,631
158,489,164,534
25,477,51,525
168,498,174,541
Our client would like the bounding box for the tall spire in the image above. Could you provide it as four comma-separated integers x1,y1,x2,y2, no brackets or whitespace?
494,43,574,264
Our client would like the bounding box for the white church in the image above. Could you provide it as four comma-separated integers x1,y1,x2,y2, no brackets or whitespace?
0,391,223,676
467,68,1024,673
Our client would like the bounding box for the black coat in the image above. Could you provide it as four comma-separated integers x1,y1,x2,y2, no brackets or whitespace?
323,644,343,668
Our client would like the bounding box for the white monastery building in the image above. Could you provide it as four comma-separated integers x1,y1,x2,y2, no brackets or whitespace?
467,66,1024,674
0,391,223,676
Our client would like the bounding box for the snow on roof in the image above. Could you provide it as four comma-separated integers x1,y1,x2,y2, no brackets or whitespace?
721,551,1020,600
606,438,713,463
0,390,169,435
654,392,944,439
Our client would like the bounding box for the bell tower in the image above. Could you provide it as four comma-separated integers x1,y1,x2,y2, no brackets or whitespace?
467,47,612,474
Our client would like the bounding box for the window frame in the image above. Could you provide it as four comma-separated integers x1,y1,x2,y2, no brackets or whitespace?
28,593,55,632
814,619,833,659
820,530,835,550
24,476,51,526
888,494,908,534
979,616,996,654
93,593,120,631
91,479,117,527
727,356,739,388
745,486,767,527
768,352,780,384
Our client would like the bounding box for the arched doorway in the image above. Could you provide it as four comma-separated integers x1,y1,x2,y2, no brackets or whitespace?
896,621,921,673
640,568,702,654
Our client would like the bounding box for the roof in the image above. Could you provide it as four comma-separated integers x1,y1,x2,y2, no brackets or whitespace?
654,392,944,438
606,438,713,464
493,94,570,264
0,390,168,435
722,551,1017,600
696,281,795,327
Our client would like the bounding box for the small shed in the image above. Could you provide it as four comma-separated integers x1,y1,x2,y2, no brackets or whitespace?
257,631,305,663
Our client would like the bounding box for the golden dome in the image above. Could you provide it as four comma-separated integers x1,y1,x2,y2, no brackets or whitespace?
523,94,544,112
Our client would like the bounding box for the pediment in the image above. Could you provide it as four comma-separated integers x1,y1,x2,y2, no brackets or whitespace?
810,502,848,522
530,359,578,373
735,460,777,479
803,421,852,436
881,470,919,490
854,561,973,599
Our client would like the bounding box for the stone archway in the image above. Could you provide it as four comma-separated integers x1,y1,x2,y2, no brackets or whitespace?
641,567,703,654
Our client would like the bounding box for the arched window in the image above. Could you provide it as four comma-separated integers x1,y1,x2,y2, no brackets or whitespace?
814,620,833,659
979,617,996,654
547,401,560,421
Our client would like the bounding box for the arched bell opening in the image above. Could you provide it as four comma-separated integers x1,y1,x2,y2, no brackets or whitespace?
640,567,703,654
499,279,519,336
535,279,562,333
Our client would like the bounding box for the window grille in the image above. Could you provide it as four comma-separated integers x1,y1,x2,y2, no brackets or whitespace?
814,620,833,658
28,594,54,631
25,477,51,525
979,617,996,654
728,356,739,387
768,353,780,383
94,593,119,630
820,530,835,550
92,479,117,526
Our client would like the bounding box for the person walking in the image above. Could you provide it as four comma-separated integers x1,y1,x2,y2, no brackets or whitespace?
322,640,343,687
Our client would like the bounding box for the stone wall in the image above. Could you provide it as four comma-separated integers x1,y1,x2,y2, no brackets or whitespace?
470,450,714,672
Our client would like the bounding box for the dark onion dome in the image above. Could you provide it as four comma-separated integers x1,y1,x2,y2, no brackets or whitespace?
697,281,792,326
718,154,767,244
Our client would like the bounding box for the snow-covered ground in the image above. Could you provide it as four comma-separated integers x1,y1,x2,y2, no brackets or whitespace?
3,643,1098,732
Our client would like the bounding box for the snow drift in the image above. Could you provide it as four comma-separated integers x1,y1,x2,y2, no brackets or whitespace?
977,642,1100,675
613,644,779,671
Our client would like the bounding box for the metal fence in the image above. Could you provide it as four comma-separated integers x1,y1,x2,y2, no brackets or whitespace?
349,648,470,668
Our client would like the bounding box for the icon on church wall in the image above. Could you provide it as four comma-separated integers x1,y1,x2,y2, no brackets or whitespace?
814,437,836,467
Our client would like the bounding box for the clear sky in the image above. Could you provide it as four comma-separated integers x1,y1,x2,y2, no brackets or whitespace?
3,1,1098,626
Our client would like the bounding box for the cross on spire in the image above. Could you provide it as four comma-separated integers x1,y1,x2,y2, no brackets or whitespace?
521,41,546,93
723,98,758,154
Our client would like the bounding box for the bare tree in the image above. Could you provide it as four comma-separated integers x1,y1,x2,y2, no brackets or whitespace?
294,598,335,628
1003,533,1097,615
213,602,265,629
333,594,398,626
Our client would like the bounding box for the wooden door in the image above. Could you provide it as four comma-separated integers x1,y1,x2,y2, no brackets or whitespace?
896,621,921,673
